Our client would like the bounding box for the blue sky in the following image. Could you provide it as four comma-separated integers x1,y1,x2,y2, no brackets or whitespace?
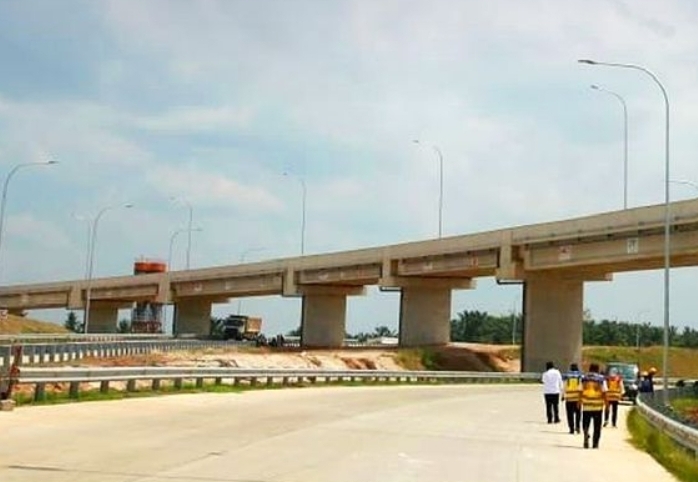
2,0,698,335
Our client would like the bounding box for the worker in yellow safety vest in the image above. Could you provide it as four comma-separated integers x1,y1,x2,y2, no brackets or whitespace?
581,363,608,449
562,362,583,434
604,367,624,428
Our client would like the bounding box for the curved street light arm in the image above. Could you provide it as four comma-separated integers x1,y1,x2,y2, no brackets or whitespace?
580,59,670,405
0,160,57,279
590,85,629,209
83,203,133,333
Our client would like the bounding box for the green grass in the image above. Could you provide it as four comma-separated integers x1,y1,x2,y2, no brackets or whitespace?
670,397,698,421
14,382,248,406
627,409,698,482
395,348,434,370
583,346,698,378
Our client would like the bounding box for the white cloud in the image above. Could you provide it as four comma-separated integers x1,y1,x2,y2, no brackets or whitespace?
5,213,71,248
146,164,284,211
134,106,255,133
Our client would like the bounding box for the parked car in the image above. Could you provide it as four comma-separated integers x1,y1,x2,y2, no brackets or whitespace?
605,362,641,405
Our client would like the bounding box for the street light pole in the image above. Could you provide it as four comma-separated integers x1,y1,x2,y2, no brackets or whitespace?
413,140,444,238
72,213,92,279
511,295,520,345
166,226,202,335
170,197,194,269
83,203,133,333
635,309,650,349
590,85,629,209
579,59,670,404
0,160,58,279
284,173,306,255
236,247,266,315
168,227,203,272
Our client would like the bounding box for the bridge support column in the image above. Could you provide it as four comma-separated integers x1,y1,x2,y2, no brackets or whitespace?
523,274,583,372
174,299,211,336
301,295,346,348
399,287,452,346
87,304,119,333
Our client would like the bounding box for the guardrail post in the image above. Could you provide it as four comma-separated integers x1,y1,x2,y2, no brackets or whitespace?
214,377,222,386
34,383,46,402
266,377,273,387
196,378,204,389
126,380,137,392
250,377,258,387
282,377,289,386
0,346,9,371
100,381,109,393
23,345,33,365
152,379,161,391
174,378,182,390
234,377,241,387
69,381,80,399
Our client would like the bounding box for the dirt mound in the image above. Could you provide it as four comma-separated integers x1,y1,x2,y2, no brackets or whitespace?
0,314,68,334
37,343,521,373
421,345,520,372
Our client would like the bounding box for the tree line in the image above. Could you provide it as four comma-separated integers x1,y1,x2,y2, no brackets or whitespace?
450,309,698,347
62,309,698,348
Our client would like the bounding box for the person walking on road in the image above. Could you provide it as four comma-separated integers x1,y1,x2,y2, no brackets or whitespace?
541,361,563,424
604,366,624,428
581,363,608,449
562,362,583,434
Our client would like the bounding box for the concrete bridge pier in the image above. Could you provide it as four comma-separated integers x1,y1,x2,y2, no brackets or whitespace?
86,302,120,333
522,273,595,372
299,286,365,348
174,298,212,336
399,287,452,346
301,295,346,347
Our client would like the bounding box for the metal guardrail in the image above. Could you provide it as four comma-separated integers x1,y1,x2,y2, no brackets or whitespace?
0,340,242,369
0,334,172,343
13,366,541,402
636,388,698,456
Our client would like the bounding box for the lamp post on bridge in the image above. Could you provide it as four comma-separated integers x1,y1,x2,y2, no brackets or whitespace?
170,197,194,269
283,173,307,255
412,140,444,238
72,213,92,279
590,84,629,210
167,226,202,335
579,59,670,404
83,203,133,334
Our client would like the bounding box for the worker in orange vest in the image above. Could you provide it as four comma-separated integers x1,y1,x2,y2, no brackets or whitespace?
581,363,608,449
562,362,583,434
604,367,624,428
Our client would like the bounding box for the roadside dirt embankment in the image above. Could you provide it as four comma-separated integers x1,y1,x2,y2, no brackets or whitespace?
74,344,521,372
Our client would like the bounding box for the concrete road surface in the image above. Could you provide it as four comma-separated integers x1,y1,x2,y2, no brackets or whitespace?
0,385,676,482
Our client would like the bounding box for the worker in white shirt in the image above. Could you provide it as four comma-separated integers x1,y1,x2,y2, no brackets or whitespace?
541,360,564,424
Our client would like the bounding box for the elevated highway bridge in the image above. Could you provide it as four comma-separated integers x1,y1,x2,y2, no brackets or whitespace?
2,199,698,371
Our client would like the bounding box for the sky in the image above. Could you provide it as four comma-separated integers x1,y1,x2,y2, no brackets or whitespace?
1,0,698,336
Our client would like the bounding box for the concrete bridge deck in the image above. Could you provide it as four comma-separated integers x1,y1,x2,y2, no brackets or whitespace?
2,199,698,371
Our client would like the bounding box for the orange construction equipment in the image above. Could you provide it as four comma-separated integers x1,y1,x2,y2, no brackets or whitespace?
131,259,166,333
